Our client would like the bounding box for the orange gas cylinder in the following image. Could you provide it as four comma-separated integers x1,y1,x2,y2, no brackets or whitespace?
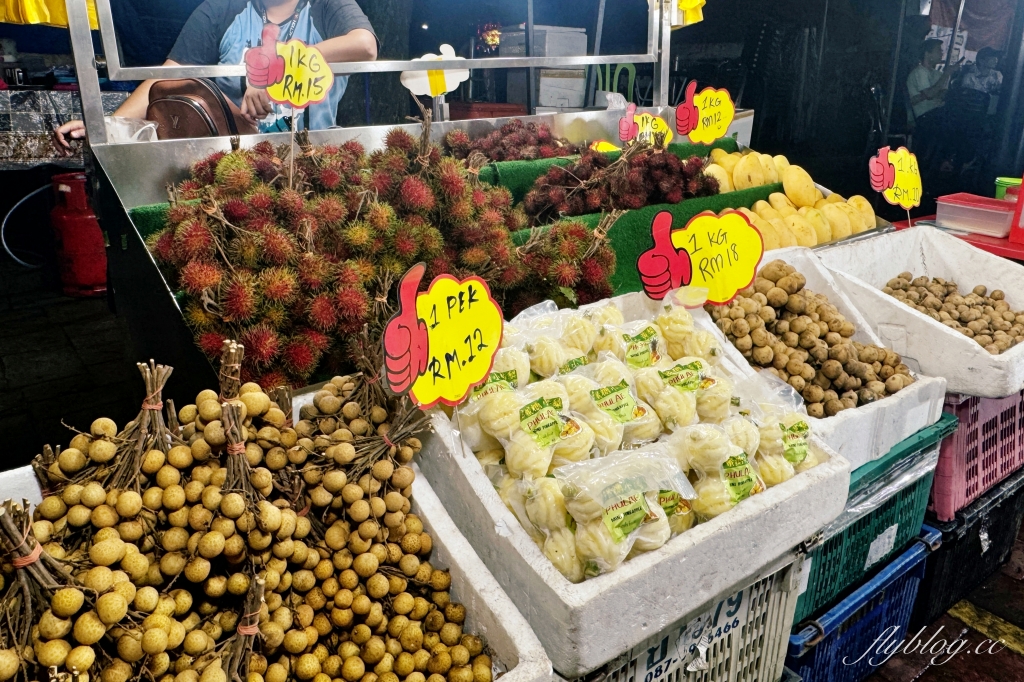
50,172,107,296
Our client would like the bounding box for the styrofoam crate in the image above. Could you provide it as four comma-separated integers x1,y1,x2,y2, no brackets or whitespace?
417,413,850,678
815,225,1024,398
712,247,947,470
578,555,800,682
0,455,554,682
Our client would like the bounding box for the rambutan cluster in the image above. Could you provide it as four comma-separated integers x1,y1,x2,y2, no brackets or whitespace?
445,119,580,161
523,148,720,224
151,124,620,386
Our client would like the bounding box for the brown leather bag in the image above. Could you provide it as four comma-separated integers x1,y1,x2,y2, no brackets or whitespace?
147,78,257,139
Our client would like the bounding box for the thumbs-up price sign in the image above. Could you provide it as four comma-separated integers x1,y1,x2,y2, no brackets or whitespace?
637,210,764,305
675,82,736,145
618,104,674,147
245,24,335,110
869,145,921,210
383,264,504,409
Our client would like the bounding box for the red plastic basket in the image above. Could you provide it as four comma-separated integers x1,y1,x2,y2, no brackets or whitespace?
930,391,1024,521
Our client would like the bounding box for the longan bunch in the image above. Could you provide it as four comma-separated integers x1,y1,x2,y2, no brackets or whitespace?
883,274,1024,355
710,260,915,418
38,416,120,485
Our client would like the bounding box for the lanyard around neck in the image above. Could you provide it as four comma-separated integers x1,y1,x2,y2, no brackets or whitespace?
258,0,306,44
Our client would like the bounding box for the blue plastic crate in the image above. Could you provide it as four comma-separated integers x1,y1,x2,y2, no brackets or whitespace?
786,526,942,682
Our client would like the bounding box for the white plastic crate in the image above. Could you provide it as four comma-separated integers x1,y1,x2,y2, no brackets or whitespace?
417,413,850,678
582,555,800,682
713,247,947,470
815,226,1024,398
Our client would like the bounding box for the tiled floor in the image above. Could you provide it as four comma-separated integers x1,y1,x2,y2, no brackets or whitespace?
0,180,139,468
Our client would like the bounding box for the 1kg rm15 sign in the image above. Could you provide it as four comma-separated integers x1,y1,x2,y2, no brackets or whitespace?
637,210,764,305
383,264,504,408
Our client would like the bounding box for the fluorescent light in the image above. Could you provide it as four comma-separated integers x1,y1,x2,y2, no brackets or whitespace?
421,24,429,29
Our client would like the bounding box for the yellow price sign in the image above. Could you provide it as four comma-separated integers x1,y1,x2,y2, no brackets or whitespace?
637,210,763,304
383,264,504,409
869,145,921,210
264,40,335,110
676,82,736,145
634,113,674,147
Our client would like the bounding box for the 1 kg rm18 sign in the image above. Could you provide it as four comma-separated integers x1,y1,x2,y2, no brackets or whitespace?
637,210,764,305
383,264,504,408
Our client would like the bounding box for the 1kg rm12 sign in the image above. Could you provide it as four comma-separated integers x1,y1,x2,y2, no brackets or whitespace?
383,264,504,408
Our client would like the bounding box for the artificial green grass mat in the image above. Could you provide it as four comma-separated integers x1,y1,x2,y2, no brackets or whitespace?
478,137,740,204
511,182,783,295
129,203,175,239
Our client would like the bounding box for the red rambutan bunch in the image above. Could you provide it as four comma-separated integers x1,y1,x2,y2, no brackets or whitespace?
336,261,363,288
335,286,369,322
276,188,306,218
351,258,377,283
477,208,505,232
149,228,178,265
341,139,365,158
240,324,281,367
252,140,276,157
392,226,420,261
254,157,279,184
246,185,277,215
551,260,581,287
318,165,344,191
447,199,474,226
174,219,216,261
179,260,224,295
261,227,297,266
343,221,373,252
260,266,299,304
435,157,467,198
184,301,216,329
256,370,291,391
367,170,396,196
581,257,609,286
365,202,395,232
460,247,490,270
222,198,250,223
307,293,339,332
496,262,528,289
222,272,260,322
191,151,225,185
214,153,256,195
398,176,436,213
504,208,528,232
418,226,444,256
385,128,417,155
230,234,261,269
260,305,288,329
297,328,331,353
281,337,321,379
177,179,204,200
198,330,228,358
486,186,513,211
314,194,348,227
445,129,472,158
166,202,198,227
426,255,454,281
297,252,334,291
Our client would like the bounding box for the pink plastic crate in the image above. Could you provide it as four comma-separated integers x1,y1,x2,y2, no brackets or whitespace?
930,391,1024,521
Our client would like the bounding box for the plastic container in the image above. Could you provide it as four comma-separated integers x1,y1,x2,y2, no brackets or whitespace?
995,176,1021,200
587,556,799,682
911,465,1024,629
786,527,942,682
930,391,1024,521
793,414,957,623
935,193,1016,238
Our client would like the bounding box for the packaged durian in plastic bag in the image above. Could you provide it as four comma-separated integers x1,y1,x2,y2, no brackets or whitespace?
690,443,766,521
457,347,530,452
557,373,624,456
553,446,695,576
580,356,663,446
619,319,669,370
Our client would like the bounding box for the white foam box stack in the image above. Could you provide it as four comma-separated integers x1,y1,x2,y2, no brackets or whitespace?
815,226,1024,398
719,247,947,470
417,414,850,678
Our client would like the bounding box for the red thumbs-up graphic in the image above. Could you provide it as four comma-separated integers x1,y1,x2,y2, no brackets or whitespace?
246,23,286,89
676,81,699,136
618,103,639,142
869,146,897,192
384,263,430,395
637,211,691,300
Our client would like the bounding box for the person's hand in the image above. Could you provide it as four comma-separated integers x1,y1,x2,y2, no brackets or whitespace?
675,80,700,136
383,264,430,396
55,120,86,153
637,211,691,300
245,23,286,89
241,87,274,124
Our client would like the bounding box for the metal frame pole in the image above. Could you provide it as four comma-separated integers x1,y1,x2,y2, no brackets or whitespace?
66,0,108,144
585,0,608,107
526,0,535,114
943,0,966,70
653,0,672,107
883,0,908,143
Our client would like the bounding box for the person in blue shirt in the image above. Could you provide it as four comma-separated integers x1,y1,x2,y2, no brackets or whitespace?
57,0,377,146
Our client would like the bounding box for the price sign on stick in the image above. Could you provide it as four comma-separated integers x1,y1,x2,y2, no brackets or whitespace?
869,145,921,210
400,44,470,97
675,82,736,145
618,104,674,147
245,25,335,110
637,210,764,305
383,264,504,409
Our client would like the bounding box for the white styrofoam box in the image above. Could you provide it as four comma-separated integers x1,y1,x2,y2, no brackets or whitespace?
537,70,586,108
715,247,947,469
815,226,1024,398
411,469,554,682
0,465,44,507
417,413,850,678
499,26,588,58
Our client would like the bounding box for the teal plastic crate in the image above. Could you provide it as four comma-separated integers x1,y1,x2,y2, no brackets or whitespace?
792,414,958,623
